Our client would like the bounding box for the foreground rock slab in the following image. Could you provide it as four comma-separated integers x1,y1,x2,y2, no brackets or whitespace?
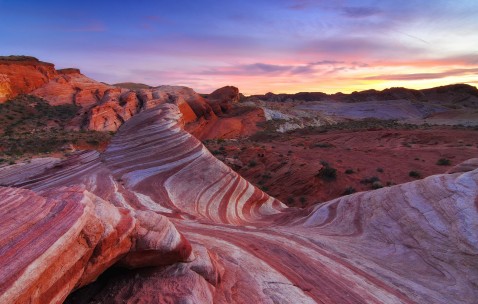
0,186,191,304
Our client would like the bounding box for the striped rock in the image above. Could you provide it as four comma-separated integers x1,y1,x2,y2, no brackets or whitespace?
0,186,190,304
1,103,477,303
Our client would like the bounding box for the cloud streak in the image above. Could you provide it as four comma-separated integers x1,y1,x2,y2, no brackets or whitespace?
363,68,478,81
341,6,382,18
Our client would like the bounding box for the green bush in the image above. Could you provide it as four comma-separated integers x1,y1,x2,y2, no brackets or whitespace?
372,181,383,189
436,158,451,166
343,187,356,195
315,143,333,148
360,176,380,184
409,171,421,178
316,165,337,181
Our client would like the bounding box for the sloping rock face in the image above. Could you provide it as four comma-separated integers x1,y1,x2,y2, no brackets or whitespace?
447,158,478,174
32,71,114,107
0,185,190,304
86,90,141,131
138,85,215,123
0,56,57,103
186,105,265,140
1,103,477,303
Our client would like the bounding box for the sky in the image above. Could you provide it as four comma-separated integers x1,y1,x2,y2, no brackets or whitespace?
1,0,477,94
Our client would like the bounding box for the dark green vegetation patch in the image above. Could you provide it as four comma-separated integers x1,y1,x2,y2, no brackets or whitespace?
0,95,112,162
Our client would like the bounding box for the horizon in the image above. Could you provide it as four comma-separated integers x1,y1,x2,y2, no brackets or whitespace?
1,0,477,95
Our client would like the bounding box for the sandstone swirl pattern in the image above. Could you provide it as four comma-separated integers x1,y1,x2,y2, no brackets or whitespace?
0,104,477,303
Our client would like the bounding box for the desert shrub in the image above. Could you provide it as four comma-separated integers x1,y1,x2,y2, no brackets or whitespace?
286,197,295,205
344,169,355,174
315,143,333,148
372,181,383,189
343,187,356,195
360,176,380,184
436,158,451,166
409,171,421,178
248,160,257,167
376,167,384,173
316,165,337,181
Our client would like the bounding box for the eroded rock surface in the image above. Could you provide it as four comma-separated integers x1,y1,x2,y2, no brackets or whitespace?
1,103,477,303
0,56,57,103
206,85,240,115
0,185,191,304
33,71,114,107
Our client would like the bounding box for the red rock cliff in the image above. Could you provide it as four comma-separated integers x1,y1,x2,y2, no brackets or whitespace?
0,56,57,103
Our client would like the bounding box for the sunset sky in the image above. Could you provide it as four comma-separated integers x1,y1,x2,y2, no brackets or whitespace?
1,0,477,94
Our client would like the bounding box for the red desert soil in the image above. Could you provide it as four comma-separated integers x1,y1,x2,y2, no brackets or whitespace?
205,127,478,207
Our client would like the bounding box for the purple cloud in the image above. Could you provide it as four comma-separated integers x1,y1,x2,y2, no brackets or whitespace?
341,7,382,18
287,0,314,10
199,60,369,76
363,68,478,81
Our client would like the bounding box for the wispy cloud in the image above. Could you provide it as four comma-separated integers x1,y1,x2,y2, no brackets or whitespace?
200,60,369,76
36,21,107,33
362,68,478,81
341,6,382,18
286,0,314,10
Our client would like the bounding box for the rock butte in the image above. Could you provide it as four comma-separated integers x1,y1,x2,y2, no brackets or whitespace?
0,103,477,303
1,56,253,135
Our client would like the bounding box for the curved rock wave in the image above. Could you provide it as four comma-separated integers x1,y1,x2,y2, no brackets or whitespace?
0,104,477,303
0,186,190,304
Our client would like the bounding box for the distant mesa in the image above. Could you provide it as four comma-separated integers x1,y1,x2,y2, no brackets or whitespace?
250,83,478,103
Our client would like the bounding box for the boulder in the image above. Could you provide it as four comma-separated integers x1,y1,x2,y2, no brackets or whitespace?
207,86,240,114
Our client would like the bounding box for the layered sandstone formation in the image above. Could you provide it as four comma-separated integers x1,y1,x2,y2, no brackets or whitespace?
1,103,477,303
0,57,231,132
0,185,191,304
0,56,57,103
32,70,114,107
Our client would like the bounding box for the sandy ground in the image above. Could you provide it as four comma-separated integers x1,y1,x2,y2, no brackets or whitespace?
205,127,478,207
